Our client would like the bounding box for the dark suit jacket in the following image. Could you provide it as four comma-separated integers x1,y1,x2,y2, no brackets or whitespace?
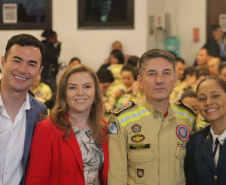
203,38,222,60
184,125,226,185
20,94,47,185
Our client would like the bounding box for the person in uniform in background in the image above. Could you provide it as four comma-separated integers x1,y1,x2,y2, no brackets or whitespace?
185,76,226,185
104,40,131,64
180,90,198,114
96,68,114,114
170,66,197,101
107,49,195,185
30,74,52,103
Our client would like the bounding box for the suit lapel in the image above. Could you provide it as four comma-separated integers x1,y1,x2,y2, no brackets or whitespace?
217,141,226,171
23,97,35,172
200,132,216,173
66,129,84,174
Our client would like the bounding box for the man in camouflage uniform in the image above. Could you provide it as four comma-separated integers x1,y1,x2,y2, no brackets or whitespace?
107,49,195,185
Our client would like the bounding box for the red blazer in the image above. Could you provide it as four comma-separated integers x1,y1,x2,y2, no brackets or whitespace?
25,117,109,185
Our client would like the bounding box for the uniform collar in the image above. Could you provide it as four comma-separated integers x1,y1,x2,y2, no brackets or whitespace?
144,97,173,119
210,127,226,146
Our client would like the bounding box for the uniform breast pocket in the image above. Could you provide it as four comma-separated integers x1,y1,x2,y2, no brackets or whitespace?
128,150,155,184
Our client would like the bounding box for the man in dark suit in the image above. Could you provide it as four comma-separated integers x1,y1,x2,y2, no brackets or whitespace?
0,34,47,185
204,25,225,61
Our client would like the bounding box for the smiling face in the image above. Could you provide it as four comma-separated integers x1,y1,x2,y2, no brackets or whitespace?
1,44,42,93
138,57,177,104
197,79,226,124
66,72,95,114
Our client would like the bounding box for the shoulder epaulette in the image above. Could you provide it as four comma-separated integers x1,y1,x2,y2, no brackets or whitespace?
113,100,135,116
190,123,210,136
175,100,196,117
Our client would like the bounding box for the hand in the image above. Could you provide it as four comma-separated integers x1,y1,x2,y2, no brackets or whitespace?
132,81,140,95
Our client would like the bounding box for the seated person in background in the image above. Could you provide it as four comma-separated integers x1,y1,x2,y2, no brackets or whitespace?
108,65,141,109
180,90,198,114
104,40,130,64
96,68,114,111
175,57,186,83
30,74,52,103
56,57,81,85
194,48,210,68
99,49,124,86
180,89,208,129
207,57,221,77
127,56,139,79
219,61,226,81
170,66,197,101
195,67,210,86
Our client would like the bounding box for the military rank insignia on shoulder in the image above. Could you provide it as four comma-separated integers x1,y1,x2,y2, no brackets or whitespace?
190,123,210,136
113,100,135,116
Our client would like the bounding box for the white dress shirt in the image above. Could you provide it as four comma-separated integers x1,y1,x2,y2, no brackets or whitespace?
0,93,30,185
210,127,226,167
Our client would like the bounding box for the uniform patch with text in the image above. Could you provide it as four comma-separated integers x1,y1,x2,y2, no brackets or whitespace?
176,124,190,141
108,122,118,134
137,169,144,178
114,101,132,114
131,134,145,143
131,123,142,133
129,143,150,150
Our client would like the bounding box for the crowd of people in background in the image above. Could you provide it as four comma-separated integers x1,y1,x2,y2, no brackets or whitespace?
1,24,226,185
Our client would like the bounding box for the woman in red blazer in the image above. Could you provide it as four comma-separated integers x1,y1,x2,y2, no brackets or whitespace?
26,64,109,185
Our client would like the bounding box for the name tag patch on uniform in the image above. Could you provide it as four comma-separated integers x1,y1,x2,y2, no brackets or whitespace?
131,134,145,143
177,141,186,148
131,124,142,133
129,143,150,150
108,122,118,134
137,169,144,178
176,124,190,141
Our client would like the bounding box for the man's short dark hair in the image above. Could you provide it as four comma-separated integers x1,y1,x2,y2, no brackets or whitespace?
139,49,176,76
211,24,221,32
195,67,210,79
180,90,197,101
96,68,114,83
121,65,135,80
69,57,81,64
5,34,45,63
127,56,139,68
175,57,185,64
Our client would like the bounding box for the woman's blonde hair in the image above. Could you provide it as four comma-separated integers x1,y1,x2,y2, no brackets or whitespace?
50,64,106,144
